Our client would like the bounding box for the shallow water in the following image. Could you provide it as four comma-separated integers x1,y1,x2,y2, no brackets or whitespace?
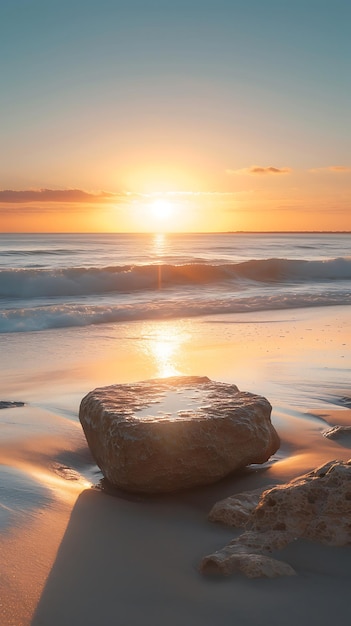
0,303,351,626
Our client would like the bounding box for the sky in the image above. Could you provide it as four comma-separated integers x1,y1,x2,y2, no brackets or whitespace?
0,0,350,232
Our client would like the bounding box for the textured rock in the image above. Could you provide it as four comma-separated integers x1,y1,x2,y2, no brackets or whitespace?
201,459,351,578
251,459,351,545
79,376,279,493
201,536,296,578
208,484,276,528
323,425,351,445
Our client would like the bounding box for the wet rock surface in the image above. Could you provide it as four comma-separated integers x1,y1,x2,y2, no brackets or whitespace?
79,376,279,493
201,459,351,578
323,425,351,445
0,401,25,409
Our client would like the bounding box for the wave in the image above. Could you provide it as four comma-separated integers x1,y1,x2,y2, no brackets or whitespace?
1,291,351,333
1,257,351,300
1,249,78,256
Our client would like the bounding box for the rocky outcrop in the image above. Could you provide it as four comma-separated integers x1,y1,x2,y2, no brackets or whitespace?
201,459,351,578
79,376,279,493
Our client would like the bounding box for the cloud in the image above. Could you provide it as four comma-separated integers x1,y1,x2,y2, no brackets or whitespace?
308,166,351,173
226,166,292,176
0,188,243,206
0,188,252,217
0,188,121,203
0,204,102,215
162,191,244,197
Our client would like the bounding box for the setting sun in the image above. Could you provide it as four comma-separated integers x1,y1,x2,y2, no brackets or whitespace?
150,199,174,221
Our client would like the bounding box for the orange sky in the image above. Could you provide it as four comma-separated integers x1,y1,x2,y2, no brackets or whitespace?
1,2,350,232
1,166,350,233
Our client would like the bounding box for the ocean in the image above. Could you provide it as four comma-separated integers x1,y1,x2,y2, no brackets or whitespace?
0,232,350,334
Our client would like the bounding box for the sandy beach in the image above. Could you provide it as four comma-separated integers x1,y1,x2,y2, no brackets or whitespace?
0,304,350,625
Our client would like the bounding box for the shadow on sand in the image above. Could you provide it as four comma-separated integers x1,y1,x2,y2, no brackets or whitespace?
31,475,351,626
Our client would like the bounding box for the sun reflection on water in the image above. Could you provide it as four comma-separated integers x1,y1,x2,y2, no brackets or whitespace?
151,233,167,290
152,232,167,256
142,322,188,378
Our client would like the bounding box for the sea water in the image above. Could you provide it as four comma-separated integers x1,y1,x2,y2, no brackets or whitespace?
0,232,350,334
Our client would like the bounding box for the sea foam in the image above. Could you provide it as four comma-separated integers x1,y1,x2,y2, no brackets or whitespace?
1,290,351,333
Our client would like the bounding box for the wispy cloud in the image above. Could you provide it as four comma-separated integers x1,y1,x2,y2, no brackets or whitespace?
161,191,243,197
226,166,292,176
0,189,121,203
0,188,252,217
0,188,244,204
308,166,351,173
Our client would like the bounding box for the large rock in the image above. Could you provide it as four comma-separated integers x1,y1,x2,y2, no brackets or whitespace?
201,459,351,577
79,376,279,493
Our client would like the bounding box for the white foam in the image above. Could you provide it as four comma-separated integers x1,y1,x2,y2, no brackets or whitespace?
1,289,351,333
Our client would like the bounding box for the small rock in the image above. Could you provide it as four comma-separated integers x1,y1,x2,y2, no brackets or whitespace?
0,401,25,409
52,463,81,481
200,536,296,578
323,425,351,445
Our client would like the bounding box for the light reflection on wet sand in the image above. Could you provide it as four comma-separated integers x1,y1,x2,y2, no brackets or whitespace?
0,306,350,625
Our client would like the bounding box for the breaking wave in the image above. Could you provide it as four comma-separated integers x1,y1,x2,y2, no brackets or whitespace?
1,257,350,300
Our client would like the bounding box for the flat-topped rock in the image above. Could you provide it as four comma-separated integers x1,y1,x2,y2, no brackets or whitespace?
79,376,279,493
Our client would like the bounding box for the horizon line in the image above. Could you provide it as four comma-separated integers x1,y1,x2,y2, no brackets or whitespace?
1,230,350,235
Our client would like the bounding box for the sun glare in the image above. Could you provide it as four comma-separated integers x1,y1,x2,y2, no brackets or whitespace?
150,199,174,221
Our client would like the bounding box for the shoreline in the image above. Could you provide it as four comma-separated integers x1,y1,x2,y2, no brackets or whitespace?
0,305,350,625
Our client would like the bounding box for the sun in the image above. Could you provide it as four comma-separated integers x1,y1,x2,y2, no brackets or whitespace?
150,199,174,221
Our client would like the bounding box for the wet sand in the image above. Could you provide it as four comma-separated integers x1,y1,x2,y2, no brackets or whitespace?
0,305,350,626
